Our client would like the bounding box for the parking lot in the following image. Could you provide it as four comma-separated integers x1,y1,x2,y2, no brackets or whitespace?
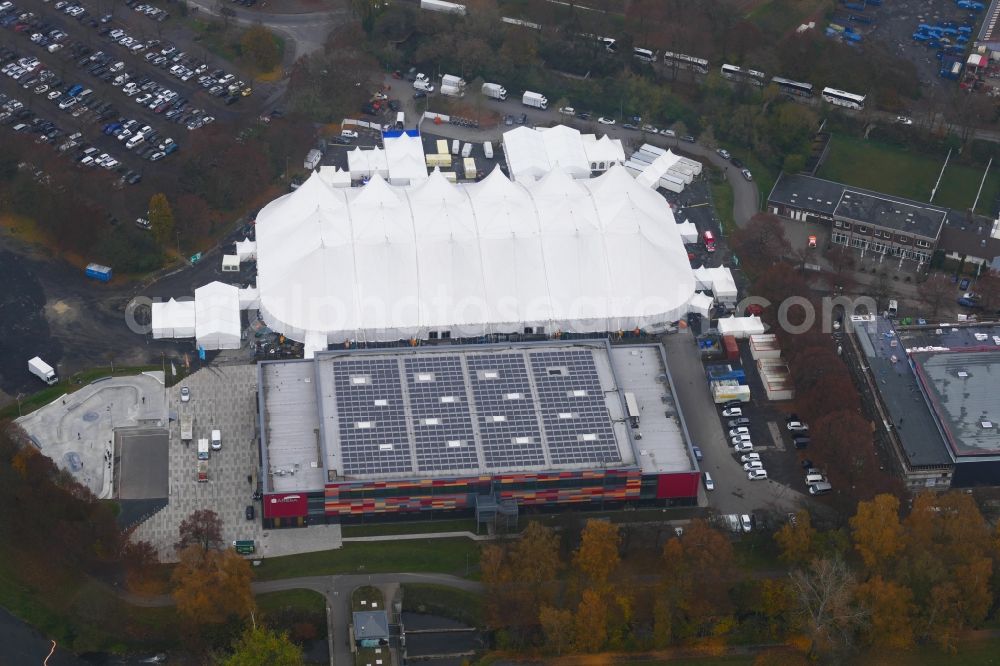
0,0,264,194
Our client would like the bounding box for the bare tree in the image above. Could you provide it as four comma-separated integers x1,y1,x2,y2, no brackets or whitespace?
918,274,954,319
789,557,868,658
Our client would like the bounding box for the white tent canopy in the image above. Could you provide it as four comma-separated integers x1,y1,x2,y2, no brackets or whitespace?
676,220,698,243
693,266,738,301
195,282,241,350
317,166,352,188
383,131,428,185
238,287,260,310
347,146,388,180
151,298,195,339
718,315,766,339
688,292,714,318
253,165,697,344
235,238,257,261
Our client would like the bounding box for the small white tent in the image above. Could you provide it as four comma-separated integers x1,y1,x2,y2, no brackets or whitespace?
235,238,257,262
195,282,241,350
151,298,196,339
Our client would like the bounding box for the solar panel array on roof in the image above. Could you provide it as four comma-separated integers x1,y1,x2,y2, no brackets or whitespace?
466,353,546,469
325,347,621,477
333,358,413,475
530,350,620,466
404,356,479,471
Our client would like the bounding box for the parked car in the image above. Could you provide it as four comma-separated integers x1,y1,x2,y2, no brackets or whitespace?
716,148,731,159
721,407,743,418
747,469,768,480
787,421,809,432
597,116,616,125
703,472,714,491
741,168,753,181
691,445,703,461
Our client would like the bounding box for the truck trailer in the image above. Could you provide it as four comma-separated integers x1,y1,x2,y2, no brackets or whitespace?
180,414,193,441
27,356,58,385
482,82,507,100
441,74,466,89
522,90,548,109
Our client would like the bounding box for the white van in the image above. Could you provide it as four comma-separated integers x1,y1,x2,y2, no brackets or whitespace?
451,139,460,155
197,438,209,460
483,141,493,159
805,472,825,485
395,111,404,129
211,429,222,451
887,299,898,317
461,142,473,158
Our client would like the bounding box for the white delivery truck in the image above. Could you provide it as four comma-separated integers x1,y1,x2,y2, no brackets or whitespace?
413,78,435,93
197,438,210,460
483,141,494,159
461,142,473,158
522,90,548,109
440,83,465,98
180,414,193,442
28,357,57,385
441,74,466,89
481,82,507,100
451,139,460,155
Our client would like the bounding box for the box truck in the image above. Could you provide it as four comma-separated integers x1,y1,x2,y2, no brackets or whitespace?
522,90,548,109
483,141,494,158
180,414,193,441
28,356,58,385
197,438,210,460
482,82,507,100
441,74,466,89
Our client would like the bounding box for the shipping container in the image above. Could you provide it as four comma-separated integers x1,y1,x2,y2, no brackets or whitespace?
85,263,113,282
723,335,740,362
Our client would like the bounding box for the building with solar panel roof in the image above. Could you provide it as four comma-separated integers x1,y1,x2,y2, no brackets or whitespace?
257,340,701,526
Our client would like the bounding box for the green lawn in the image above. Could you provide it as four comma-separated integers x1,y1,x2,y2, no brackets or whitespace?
341,518,477,538
401,584,482,627
817,135,1000,214
257,588,326,616
859,636,1000,665
711,178,737,236
253,539,481,581
351,585,384,613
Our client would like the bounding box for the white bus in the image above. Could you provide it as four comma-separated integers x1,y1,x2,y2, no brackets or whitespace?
821,86,866,110
770,76,813,98
721,63,766,87
633,47,657,63
663,50,710,74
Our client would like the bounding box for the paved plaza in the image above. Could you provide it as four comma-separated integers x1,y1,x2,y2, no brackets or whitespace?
131,364,341,560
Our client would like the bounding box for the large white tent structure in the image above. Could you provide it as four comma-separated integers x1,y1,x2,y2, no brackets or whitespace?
195,282,242,350
502,125,625,182
253,165,697,345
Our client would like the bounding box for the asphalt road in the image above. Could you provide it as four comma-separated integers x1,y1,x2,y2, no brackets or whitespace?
0,607,87,666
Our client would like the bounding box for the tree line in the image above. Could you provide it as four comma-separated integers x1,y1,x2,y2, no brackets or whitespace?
480,491,1000,660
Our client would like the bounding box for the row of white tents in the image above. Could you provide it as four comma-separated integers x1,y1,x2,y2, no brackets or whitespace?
625,144,703,193
151,282,245,350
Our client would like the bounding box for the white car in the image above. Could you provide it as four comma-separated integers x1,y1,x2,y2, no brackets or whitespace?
733,441,753,453
202,116,215,125
558,106,575,115
728,427,749,437
740,514,752,533
703,472,714,491
743,461,764,471
787,421,809,432
731,434,751,445
717,148,731,160
597,117,616,125
340,129,358,139
740,453,761,463
721,407,743,418
180,386,190,402
747,469,768,480
135,93,153,104
896,116,913,125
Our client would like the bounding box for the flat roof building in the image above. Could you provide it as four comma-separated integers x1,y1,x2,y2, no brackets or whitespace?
257,341,701,526
849,315,1000,489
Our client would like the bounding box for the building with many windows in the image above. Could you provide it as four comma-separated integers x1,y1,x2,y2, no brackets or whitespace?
767,174,948,266
256,340,702,528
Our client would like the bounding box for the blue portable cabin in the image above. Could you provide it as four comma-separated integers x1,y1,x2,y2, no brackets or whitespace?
85,263,113,282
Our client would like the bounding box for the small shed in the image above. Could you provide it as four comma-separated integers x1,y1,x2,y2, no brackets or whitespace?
352,610,389,646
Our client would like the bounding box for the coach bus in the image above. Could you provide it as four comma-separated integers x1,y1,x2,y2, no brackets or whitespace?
721,63,767,87
821,86,866,110
663,50,710,74
633,46,657,63
770,76,814,98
